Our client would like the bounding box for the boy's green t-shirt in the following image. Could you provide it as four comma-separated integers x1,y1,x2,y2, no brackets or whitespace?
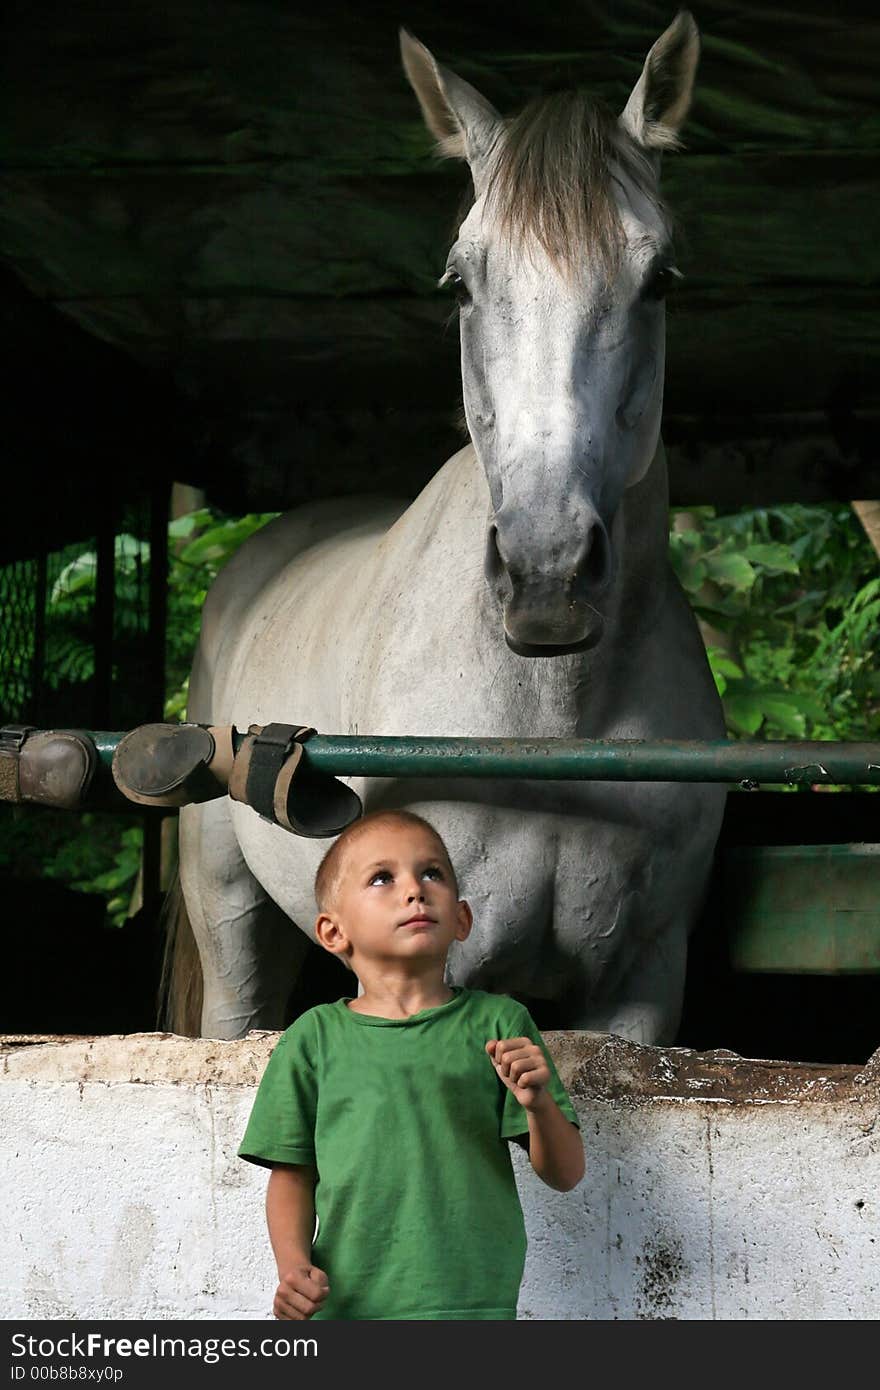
238,987,579,1320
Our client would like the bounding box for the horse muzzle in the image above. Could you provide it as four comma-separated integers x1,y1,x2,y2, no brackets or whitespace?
486,517,613,655
501,582,606,655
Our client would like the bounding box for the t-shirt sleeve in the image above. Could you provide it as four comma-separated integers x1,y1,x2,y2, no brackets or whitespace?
238,1016,319,1169
496,1003,580,1140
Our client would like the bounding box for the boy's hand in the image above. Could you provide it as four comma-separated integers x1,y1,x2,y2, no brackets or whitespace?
273,1263,330,1320
486,1037,551,1111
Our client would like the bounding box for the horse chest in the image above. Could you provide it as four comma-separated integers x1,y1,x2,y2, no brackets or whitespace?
396,784,697,988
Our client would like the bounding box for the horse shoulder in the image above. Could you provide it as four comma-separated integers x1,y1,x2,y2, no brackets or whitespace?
190,496,407,718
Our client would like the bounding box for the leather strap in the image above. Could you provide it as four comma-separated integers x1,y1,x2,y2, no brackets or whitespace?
273,745,308,832
230,723,316,824
227,723,361,836
0,724,36,755
0,724,31,802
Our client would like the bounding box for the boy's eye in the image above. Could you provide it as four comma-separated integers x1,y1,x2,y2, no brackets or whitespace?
366,865,444,885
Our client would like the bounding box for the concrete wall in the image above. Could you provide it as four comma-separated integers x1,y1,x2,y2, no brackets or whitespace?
2,1031,878,1320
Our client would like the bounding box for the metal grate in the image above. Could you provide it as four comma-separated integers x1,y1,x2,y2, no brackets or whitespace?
0,509,154,729
0,556,40,720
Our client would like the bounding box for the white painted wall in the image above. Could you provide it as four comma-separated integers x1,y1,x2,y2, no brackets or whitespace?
2,1032,878,1320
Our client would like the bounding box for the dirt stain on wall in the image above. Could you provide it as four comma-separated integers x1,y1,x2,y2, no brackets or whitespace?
636,1231,689,1319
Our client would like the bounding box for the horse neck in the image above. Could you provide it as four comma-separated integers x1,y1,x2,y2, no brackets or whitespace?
614,436,672,629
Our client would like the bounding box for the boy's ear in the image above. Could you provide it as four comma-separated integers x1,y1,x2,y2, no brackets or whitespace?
315,911,351,960
455,899,473,943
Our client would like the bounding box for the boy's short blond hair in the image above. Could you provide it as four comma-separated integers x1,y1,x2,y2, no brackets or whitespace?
314,809,459,911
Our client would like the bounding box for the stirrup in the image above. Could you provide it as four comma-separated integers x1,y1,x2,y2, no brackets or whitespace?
0,725,97,809
112,722,235,807
228,723,362,837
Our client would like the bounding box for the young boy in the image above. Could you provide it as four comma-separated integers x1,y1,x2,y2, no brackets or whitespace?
238,809,584,1320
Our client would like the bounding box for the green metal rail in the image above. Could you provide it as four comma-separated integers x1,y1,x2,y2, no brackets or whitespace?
89,732,880,786
24,729,880,974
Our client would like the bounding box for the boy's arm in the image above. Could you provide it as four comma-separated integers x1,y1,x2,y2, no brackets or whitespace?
486,1038,585,1192
521,1090,585,1191
266,1163,330,1320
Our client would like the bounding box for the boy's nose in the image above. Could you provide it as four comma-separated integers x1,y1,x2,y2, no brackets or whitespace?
406,884,425,902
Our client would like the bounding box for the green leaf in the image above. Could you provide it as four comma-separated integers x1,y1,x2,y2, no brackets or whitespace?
706,648,744,680
742,542,799,573
758,694,807,738
682,560,708,593
168,509,212,540
669,547,707,593
113,534,149,562
692,594,743,618
724,692,765,735
178,513,280,568
782,692,828,722
704,551,757,590
50,551,97,603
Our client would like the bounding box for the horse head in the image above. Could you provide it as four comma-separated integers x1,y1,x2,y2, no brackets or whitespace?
402,13,700,655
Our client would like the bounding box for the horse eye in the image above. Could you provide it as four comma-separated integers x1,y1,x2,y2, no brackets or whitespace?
642,265,682,303
441,269,471,305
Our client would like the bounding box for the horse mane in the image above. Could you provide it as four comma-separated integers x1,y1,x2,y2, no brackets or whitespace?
467,90,669,280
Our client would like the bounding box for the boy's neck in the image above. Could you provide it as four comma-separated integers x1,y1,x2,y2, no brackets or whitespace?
347,964,455,1019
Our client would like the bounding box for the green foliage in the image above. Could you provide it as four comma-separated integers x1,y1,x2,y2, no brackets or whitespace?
0,807,142,927
669,504,880,745
43,514,280,712
165,509,280,718
80,824,145,926
47,536,152,688
26,509,279,923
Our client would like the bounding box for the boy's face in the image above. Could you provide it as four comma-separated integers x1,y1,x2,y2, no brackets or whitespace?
315,820,472,970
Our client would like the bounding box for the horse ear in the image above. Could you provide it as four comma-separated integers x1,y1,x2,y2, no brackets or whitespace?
400,29,502,181
619,10,700,152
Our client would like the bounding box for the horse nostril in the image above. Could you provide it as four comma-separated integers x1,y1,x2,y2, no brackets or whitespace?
486,524,502,575
580,520,613,593
485,525,514,604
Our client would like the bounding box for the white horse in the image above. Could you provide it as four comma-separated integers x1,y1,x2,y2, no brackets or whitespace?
177,12,726,1042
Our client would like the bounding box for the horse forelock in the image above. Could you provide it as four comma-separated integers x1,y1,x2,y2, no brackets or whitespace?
467,90,666,279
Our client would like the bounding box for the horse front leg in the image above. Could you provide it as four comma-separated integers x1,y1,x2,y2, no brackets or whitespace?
571,922,689,1046
179,799,310,1039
